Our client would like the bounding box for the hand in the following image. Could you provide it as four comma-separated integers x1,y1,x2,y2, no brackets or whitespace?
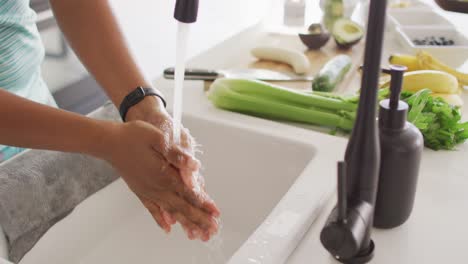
126,96,201,188
100,120,219,241
125,96,220,240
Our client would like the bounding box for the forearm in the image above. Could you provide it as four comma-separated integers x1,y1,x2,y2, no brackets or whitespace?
0,89,112,158
49,0,163,110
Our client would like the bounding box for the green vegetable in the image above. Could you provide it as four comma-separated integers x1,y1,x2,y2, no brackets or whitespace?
208,78,356,131
312,55,352,92
208,78,468,150
332,18,364,49
402,89,468,150
323,0,344,31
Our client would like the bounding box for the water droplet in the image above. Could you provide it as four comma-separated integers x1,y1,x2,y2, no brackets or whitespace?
204,220,227,263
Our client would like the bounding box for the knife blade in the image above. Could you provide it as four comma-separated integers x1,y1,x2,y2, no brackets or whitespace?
163,68,313,82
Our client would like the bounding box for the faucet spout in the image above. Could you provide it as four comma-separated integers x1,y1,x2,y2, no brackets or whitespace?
174,0,199,23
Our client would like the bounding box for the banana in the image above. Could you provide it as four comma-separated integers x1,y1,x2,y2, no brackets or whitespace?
251,46,310,74
389,54,420,71
431,93,464,107
416,51,468,86
380,70,459,94
403,70,459,94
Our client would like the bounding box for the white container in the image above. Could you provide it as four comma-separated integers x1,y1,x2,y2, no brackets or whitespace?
283,0,306,27
388,10,453,28
396,26,468,67
387,0,432,12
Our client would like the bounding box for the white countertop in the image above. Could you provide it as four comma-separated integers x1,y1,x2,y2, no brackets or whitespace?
152,4,468,263
287,3,468,263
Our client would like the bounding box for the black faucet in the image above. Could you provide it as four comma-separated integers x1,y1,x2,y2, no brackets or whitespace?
174,0,199,23
319,0,388,262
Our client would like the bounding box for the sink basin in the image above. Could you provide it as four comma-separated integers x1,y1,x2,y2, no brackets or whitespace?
17,112,343,264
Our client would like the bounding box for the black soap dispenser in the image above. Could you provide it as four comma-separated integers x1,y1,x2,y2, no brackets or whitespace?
373,65,424,229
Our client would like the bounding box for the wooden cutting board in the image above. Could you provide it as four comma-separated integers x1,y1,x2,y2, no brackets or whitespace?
204,32,366,94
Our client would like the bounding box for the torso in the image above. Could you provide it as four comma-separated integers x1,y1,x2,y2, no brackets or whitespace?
0,0,56,162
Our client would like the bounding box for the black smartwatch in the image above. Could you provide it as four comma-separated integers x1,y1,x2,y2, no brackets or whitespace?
119,87,167,122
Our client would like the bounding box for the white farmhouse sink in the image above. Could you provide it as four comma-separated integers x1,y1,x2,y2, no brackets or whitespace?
17,113,344,264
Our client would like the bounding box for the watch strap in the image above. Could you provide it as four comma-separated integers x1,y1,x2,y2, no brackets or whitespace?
119,87,167,122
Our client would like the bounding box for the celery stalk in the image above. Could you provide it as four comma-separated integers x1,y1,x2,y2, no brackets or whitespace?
215,79,357,112
208,78,355,131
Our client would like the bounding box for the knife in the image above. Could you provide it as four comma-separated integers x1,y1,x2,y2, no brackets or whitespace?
163,68,313,82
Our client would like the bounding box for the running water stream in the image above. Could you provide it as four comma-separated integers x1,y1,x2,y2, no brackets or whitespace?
172,22,190,144
173,21,227,263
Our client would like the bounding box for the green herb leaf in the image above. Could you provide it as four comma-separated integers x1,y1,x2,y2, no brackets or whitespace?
403,89,468,150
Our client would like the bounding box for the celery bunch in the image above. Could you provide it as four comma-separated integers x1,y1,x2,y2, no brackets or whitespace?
208,78,357,131
208,78,468,150
402,89,468,150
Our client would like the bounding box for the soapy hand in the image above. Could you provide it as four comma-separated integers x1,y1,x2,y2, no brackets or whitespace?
103,120,220,240
124,96,220,241
126,97,201,188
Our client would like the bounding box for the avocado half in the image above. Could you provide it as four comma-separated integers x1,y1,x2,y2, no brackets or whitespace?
298,23,330,50
332,18,364,49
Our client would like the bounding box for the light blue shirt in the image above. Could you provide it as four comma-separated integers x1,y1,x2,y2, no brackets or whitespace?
0,0,56,162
